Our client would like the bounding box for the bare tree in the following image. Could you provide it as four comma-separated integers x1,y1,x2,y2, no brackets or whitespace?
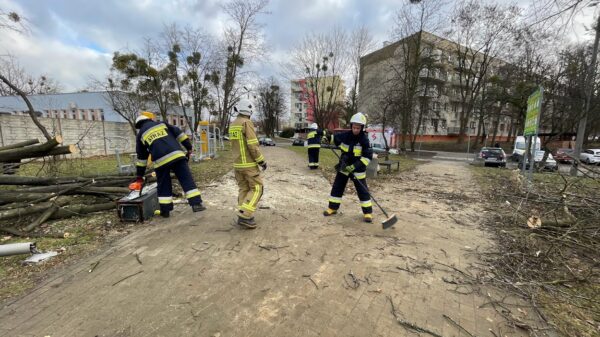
256,77,285,137
0,55,62,96
346,25,376,125
444,0,519,144
288,27,350,130
0,11,51,140
219,0,269,132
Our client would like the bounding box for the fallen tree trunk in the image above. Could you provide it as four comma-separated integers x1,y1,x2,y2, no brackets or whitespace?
0,192,55,205
0,139,40,151
24,205,59,232
49,202,115,220
0,198,71,221
0,173,134,186
9,184,129,195
0,136,63,162
0,226,65,238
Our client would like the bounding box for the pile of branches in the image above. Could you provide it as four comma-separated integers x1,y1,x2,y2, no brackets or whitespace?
0,137,78,174
0,174,148,238
479,168,600,333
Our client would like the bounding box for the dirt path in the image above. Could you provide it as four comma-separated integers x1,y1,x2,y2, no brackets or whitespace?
0,147,553,337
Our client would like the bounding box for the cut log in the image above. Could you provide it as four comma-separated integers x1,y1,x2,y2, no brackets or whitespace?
47,145,78,157
0,226,65,238
0,173,132,186
0,136,63,162
0,139,40,151
49,202,115,220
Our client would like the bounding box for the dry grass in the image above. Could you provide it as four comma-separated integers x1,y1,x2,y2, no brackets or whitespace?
471,166,600,337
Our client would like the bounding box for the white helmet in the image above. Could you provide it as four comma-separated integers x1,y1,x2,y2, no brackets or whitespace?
309,123,318,130
350,112,367,126
135,114,151,128
234,98,253,116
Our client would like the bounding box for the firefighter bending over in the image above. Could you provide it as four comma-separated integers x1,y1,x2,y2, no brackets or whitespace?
133,113,205,218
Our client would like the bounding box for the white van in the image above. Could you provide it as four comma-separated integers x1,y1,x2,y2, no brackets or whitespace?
512,136,541,161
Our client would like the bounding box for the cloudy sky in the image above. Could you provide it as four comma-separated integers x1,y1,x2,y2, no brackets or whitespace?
0,0,596,92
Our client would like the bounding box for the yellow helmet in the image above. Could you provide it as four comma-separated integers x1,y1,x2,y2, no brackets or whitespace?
141,111,155,120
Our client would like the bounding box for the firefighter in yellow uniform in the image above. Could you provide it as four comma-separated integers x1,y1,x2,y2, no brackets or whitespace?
229,98,267,229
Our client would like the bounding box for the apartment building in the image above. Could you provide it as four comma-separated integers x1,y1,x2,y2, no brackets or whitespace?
290,76,345,131
359,31,516,142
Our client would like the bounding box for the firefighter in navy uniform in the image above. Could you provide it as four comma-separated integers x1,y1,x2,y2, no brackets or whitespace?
306,123,325,169
323,112,374,223
132,113,205,218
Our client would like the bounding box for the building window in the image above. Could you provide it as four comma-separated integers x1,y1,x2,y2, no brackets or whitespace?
499,123,505,131
431,119,439,132
470,121,476,129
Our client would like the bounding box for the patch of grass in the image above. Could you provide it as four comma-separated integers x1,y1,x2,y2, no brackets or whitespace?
16,154,123,177
189,143,234,185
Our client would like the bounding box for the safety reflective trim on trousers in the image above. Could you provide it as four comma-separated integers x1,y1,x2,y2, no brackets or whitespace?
177,133,189,142
234,162,258,168
153,150,186,168
248,184,262,208
185,188,201,199
339,143,349,152
328,196,342,204
361,200,373,207
141,124,168,144
255,154,265,162
159,196,173,204
309,162,319,167
307,144,321,148
247,138,259,145
240,203,256,212
354,171,367,179
360,157,371,166
135,159,147,167
307,131,316,139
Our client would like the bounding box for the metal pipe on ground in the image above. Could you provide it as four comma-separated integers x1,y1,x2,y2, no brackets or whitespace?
0,242,37,257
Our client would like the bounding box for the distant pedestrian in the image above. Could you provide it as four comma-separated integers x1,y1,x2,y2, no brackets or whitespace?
306,123,325,170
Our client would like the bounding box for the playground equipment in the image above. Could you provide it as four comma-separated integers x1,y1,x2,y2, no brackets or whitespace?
105,136,136,175
192,121,225,161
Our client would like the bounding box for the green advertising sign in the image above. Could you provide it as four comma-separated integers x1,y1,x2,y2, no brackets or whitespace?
524,87,543,136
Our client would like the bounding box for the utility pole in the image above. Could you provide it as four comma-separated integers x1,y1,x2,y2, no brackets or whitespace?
571,14,600,176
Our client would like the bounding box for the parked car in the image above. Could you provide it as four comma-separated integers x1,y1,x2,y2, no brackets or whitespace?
261,137,276,146
580,149,600,165
477,147,507,167
552,148,574,163
292,138,304,146
518,150,558,171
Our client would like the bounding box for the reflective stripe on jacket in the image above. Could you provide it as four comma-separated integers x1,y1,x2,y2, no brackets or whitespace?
135,120,192,176
229,116,265,169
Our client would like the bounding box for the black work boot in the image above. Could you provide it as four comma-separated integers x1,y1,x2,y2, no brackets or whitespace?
160,211,170,218
192,203,206,212
237,216,257,229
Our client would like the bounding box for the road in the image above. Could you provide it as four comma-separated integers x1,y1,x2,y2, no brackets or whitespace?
0,147,554,337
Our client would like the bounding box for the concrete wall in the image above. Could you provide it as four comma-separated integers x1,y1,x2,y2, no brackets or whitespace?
0,115,136,157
